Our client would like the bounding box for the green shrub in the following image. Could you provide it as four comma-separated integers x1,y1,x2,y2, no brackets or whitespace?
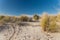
19,16,29,22
33,14,39,21
40,13,49,31
0,16,5,20
48,21,57,32
47,15,57,32
3,16,10,22
40,14,57,32
56,13,60,22
11,16,17,23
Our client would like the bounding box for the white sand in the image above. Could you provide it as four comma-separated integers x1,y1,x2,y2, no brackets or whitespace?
0,23,60,40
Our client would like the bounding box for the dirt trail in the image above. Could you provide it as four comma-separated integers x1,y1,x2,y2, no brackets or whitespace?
0,23,60,40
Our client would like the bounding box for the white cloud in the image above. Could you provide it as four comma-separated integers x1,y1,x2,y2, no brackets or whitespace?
0,13,15,16
42,12,57,16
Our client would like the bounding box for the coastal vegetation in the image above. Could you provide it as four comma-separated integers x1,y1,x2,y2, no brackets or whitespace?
0,13,60,32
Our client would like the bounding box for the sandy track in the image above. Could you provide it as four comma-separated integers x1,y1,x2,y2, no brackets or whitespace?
0,23,60,40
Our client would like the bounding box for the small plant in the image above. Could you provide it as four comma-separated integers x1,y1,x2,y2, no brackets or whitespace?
56,13,60,22
3,16,10,22
48,21,57,32
19,16,29,22
0,20,5,25
48,15,57,32
11,16,17,23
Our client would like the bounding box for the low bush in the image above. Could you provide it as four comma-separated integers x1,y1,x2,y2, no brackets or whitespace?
40,14,57,32
19,16,29,22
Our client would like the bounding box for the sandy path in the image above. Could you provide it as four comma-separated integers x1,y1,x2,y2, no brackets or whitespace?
0,23,60,40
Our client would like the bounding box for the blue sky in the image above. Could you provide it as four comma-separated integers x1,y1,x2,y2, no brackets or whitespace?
0,0,60,16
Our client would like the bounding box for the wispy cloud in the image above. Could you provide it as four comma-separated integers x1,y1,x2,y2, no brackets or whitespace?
54,0,60,13
0,13,15,16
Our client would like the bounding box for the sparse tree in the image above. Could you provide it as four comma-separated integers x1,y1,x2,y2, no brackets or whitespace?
33,14,39,21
